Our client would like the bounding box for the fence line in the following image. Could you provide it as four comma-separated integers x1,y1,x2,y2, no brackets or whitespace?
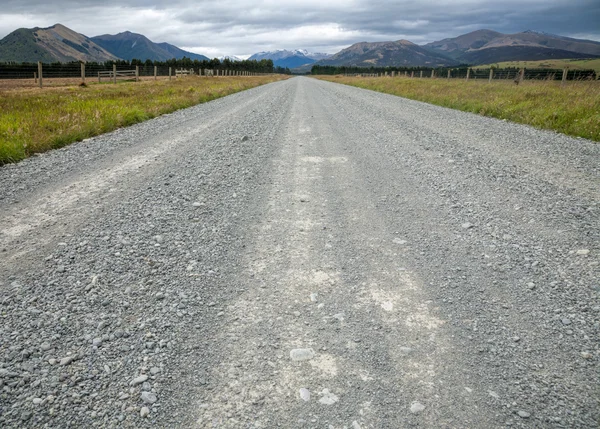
338,67,597,85
1,62,275,88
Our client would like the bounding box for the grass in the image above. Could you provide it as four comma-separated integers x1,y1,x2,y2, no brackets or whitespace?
0,75,288,164
315,75,600,142
476,58,600,73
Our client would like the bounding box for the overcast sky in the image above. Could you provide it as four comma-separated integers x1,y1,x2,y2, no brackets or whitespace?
1,0,599,58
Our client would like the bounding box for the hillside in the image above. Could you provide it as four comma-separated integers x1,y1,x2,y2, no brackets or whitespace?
318,40,457,67
91,32,209,62
425,30,600,64
0,24,118,63
459,46,597,65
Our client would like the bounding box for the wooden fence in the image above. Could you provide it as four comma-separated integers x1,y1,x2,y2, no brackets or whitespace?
27,62,272,88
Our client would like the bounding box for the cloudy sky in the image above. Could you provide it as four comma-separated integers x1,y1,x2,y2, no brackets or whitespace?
1,0,599,58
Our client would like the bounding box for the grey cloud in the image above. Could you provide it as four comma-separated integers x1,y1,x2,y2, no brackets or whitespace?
0,0,598,57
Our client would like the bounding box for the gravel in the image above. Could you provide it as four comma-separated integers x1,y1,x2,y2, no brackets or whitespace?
0,76,598,428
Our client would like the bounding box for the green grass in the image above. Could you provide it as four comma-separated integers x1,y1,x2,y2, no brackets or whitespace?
0,76,288,164
476,58,600,73
316,76,600,142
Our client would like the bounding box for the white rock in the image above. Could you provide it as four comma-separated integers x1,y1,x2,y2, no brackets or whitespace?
299,388,311,401
410,401,425,413
576,249,590,255
140,406,150,418
290,348,315,361
319,388,339,405
310,293,318,302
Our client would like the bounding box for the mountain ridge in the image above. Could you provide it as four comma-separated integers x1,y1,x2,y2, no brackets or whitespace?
248,49,331,68
90,31,209,62
0,24,118,63
0,24,209,63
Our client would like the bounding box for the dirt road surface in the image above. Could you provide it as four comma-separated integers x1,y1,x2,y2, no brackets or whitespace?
1,77,598,428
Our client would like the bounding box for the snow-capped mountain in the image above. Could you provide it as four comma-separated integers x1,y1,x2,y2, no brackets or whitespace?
248,49,332,68
218,55,243,62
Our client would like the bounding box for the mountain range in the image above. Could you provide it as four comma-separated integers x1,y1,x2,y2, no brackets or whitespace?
315,30,600,69
0,24,208,63
0,24,598,68
248,50,331,68
317,40,455,68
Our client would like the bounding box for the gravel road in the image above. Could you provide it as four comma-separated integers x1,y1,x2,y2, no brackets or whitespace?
0,76,598,428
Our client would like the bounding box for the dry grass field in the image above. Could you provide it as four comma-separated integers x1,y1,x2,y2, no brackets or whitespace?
0,75,289,164
316,75,600,142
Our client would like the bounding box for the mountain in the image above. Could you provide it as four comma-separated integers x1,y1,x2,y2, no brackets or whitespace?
423,29,503,59
0,24,118,63
248,49,331,68
318,40,457,67
91,31,209,62
218,55,243,62
425,30,600,64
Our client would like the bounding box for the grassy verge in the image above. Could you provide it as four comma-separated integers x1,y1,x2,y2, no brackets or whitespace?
315,76,600,142
0,75,288,165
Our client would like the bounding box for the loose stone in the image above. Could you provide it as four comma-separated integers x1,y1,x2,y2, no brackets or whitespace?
299,388,310,401
131,375,149,386
318,389,339,405
410,402,426,414
290,348,315,361
141,391,157,404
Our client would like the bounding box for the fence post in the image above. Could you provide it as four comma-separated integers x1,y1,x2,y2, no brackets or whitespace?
431,70,435,78
81,61,85,83
561,68,568,86
419,71,423,78
466,68,470,81
113,64,117,84
34,72,37,84
135,65,139,82
488,68,493,83
154,66,157,80
447,70,451,79
519,68,525,84
38,62,43,88
169,67,172,80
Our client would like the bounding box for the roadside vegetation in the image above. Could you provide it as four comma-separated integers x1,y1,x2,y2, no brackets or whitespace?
316,76,600,142
0,75,288,164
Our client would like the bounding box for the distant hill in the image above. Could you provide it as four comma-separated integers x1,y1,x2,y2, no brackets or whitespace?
0,24,118,63
91,31,209,62
318,40,457,67
249,49,331,68
425,30,600,64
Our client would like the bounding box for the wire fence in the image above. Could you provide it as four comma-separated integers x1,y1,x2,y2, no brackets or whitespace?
314,65,598,82
0,62,274,89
